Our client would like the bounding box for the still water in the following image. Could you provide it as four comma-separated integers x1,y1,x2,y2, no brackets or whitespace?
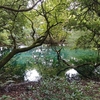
13,46,99,82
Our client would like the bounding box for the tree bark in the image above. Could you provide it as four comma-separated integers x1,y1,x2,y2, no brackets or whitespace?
0,36,46,68
0,49,17,68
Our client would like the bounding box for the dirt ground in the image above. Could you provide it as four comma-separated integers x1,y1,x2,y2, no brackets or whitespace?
0,79,100,100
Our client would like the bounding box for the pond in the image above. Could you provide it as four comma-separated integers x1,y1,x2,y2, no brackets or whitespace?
9,45,99,69
2,45,99,82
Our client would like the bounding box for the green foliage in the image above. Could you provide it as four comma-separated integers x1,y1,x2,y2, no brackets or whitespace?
0,46,99,81
61,48,98,65
0,49,34,83
0,32,10,45
61,48,99,78
93,66,100,80
0,0,100,67
1,76,100,99
38,77,84,100
0,95,15,100
0,0,100,82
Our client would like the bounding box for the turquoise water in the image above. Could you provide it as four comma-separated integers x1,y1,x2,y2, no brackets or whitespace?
13,46,98,67
1,46,99,81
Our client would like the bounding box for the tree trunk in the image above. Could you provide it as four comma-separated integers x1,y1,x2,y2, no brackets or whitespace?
0,49,17,68
0,40,44,69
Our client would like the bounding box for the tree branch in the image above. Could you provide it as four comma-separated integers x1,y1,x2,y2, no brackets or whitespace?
0,0,40,12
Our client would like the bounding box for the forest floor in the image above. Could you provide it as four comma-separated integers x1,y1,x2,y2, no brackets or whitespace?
0,78,100,100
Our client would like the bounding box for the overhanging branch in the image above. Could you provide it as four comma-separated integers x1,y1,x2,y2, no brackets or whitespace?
0,0,41,12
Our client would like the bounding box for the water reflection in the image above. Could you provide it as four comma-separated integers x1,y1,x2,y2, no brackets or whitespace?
24,69,41,82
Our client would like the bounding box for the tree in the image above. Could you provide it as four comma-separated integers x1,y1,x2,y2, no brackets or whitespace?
57,0,100,77
0,0,100,69
0,0,68,68
64,0,100,56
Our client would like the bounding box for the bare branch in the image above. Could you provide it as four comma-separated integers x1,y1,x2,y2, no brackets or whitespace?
0,0,40,12
22,13,36,41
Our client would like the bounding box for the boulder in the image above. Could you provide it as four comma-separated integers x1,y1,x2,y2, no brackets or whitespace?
65,69,80,82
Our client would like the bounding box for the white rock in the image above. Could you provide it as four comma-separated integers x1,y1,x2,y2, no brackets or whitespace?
65,69,80,82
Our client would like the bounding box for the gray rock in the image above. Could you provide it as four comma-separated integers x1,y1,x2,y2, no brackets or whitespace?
65,69,81,82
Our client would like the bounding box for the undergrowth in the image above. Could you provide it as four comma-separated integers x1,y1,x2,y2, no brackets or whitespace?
1,77,99,100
